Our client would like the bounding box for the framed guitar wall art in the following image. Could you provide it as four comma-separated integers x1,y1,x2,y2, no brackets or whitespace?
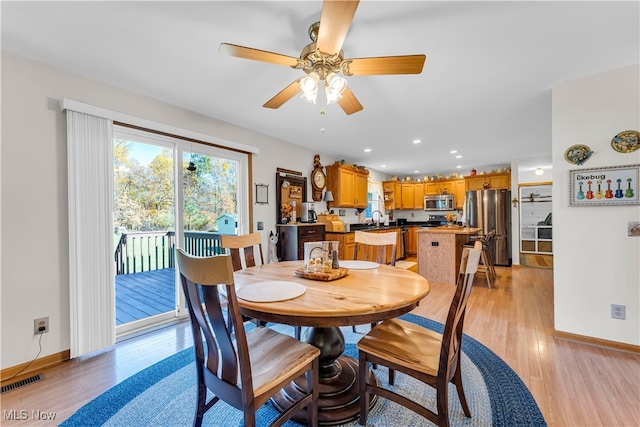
569,164,640,206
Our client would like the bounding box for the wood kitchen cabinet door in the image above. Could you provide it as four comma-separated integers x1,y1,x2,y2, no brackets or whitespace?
438,181,454,195
453,179,466,209
424,182,437,194
354,172,368,208
413,183,425,209
406,226,419,255
401,184,415,209
337,167,356,207
465,172,511,191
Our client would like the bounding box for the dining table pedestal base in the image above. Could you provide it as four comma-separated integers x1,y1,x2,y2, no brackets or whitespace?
270,326,377,425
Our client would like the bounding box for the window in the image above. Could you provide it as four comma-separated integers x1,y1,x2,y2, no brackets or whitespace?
113,125,249,335
367,180,384,220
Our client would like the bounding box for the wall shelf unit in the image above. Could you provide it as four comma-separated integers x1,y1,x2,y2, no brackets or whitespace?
519,184,552,254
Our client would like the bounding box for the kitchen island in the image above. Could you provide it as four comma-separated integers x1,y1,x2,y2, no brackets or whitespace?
417,226,482,285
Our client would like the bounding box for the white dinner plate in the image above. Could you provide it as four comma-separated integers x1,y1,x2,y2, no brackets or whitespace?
338,260,380,270
236,281,306,303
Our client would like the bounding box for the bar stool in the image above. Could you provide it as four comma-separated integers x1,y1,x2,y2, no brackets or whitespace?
462,230,496,287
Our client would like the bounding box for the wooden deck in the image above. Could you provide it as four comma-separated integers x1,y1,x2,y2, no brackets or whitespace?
116,268,176,325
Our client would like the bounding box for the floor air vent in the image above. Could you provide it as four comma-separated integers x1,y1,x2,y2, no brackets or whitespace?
1,373,44,394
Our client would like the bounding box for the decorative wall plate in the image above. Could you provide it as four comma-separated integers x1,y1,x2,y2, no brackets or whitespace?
564,144,593,165
611,130,640,153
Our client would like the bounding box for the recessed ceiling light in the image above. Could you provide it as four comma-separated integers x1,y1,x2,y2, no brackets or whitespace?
364,148,372,152
456,165,462,169
455,155,462,159
412,139,422,144
450,150,458,154
381,165,387,168
414,170,419,173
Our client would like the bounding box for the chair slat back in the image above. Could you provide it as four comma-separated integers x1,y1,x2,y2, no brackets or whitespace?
221,232,264,271
176,249,252,405
440,247,481,378
353,230,398,265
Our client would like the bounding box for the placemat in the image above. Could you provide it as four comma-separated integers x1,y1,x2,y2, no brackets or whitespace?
338,260,380,270
236,281,306,302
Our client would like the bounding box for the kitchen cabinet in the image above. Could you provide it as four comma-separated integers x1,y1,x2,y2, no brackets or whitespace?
401,183,415,209
424,179,464,208
413,183,425,209
382,181,402,210
466,172,511,191
453,179,466,209
324,232,355,261
395,182,424,209
406,226,420,255
424,180,454,195
326,164,369,208
276,224,325,261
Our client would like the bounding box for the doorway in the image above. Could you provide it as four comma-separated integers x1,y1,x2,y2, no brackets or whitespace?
113,126,249,335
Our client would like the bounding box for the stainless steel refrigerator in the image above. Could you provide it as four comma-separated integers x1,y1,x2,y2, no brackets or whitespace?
465,189,511,266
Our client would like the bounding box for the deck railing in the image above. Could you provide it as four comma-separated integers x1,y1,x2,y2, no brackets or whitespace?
114,231,225,275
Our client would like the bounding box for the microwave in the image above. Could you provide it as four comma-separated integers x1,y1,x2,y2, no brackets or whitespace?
424,194,454,211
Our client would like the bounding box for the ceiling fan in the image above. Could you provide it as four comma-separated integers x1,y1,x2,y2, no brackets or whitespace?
219,0,426,115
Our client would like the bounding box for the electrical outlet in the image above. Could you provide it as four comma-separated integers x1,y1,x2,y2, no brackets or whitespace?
257,221,263,230
611,304,626,320
34,316,49,334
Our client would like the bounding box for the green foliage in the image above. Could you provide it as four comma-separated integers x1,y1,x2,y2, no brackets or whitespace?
113,139,238,232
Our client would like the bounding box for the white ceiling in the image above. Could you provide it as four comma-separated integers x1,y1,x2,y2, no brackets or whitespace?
2,1,638,177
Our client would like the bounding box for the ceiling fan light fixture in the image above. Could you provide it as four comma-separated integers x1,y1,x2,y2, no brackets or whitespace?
301,89,318,104
299,72,319,92
326,72,347,93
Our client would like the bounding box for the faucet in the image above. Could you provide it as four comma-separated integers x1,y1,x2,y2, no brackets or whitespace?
372,210,384,227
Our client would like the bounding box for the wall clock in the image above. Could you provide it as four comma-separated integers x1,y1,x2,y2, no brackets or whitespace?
311,167,326,201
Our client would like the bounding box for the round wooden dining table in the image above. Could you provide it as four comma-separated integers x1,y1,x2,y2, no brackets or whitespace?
234,260,430,425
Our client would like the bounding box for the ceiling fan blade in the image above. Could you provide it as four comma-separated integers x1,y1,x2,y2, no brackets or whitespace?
263,79,302,109
316,0,359,54
344,55,426,76
337,87,363,115
219,43,300,67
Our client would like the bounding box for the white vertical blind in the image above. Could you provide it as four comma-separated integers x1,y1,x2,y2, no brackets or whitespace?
67,111,115,358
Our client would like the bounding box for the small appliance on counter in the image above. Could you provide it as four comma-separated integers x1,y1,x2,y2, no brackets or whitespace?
317,214,345,232
301,201,317,223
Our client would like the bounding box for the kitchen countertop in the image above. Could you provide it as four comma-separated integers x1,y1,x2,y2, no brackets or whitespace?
417,226,482,235
326,225,401,234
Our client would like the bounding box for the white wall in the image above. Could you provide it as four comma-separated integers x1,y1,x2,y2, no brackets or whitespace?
3,51,638,370
552,64,640,345
0,52,340,368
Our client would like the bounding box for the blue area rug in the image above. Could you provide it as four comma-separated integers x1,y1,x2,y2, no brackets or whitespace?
61,314,546,426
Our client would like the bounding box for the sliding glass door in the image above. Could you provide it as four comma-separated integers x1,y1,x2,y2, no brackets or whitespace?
113,126,249,335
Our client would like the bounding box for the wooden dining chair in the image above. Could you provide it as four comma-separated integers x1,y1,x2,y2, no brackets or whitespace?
462,229,496,287
356,244,482,427
352,230,398,332
353,230,398,266
176,249,320,427
221,232,303,340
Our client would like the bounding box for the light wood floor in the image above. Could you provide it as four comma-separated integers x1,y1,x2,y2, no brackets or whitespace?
2,262,639,426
